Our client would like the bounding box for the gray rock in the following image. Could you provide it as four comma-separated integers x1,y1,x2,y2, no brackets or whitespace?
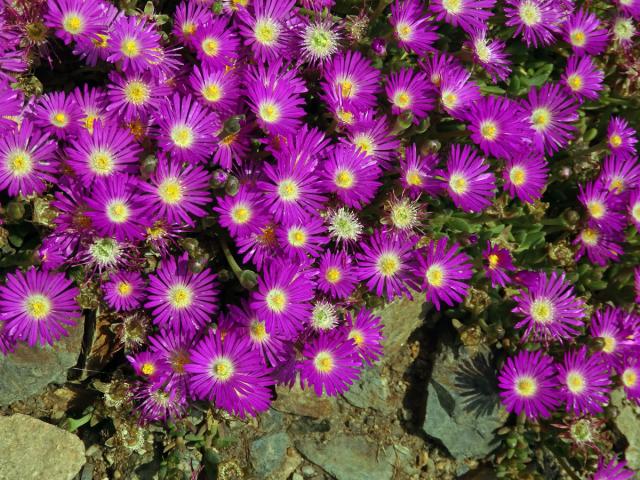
292,474,304,480
250,432,291,478
342,365,391,412
301,465,316,477
260,408,285,433
273,383,336,418
0,322,84,406
375,294,426,357
296,434,396,480
422,342,508,462
612,389,640,472
0,413,86,480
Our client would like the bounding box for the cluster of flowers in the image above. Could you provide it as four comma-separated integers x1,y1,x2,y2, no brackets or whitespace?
0,0,639,475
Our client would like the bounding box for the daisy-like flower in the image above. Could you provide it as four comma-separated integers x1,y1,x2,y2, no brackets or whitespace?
421,52,464,88
308,300,339,332
251,260,315,337
612,16,636,48
32,91,82,140
173,0,213,45
260,155,326,225
385,68,434,122
132,381,187,423
573,226,624,267
342,112,400,169
399,145,441,199
607,116,637,159
246,61,307,137
320,145,381,209
466,95,530,160
299,331,361,396
185,330,273,417
145,254,218,332
589,308,633,367
0,87,22,133
238,0,296,62
107,15,161,73
503,154,549,204
619,356,640,404
483,242,516,288
599,154,640,195
616,0,640,19
44,0,103,45
562,9,609,56
236,222,282,271
106,71,171,122
326,207,363,244
214,186,268,239
557,347,611,415
416,237,473,310
630,189,640,231
155,93,220,164
578,180,627,234
562,55,604,102
277,215,328,262
317,250,358,300
437,66,481,119
384,195,423,233
465,29,511,82
0,268,80,347
0,320,16,355
512,271,585,343
390,0,438,55
192,17,240,69
148,329,197,391
86,174,150,242
189,65,241,115
71,85,108,133
442,144,496,213
70,2,119,67
104,270,145,312
0,121,57,197
343,308,384,366
299,18,341,65
322,51,381,114
504,0,562,48
429,0,496,34
66,121,141,183
140,156,211,227
356,229,419,301
498,350,560,419
523,83,579,156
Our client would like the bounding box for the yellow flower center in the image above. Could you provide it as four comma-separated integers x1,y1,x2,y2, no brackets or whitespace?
567,74,583,92
352,134,374,156
480,121,499,141
377,253,400,277
449,173,468,194
602,335,616,354
211,357,235,381
426,264,444,287
581,228,599,246
259,102,281,123
277,179,299,201
519,2,541,26
632,203,640,222
566,371,586,393
170,124,195,148
441,91,458,109
474,38,491,63
121,38,140,58
203,83,222,102
51,112,68,128
182,22,197,36
250,320,269,342
254,18,279,46
124,80,150,105
106,201,130,223
406,170,422,186
62,13,84,34
202,37,220,56
609,177,625,194
92,33,109,49
530,299,554,324
266,289,287,312
167,284,194,309
325,267,341,284
334,169,354,189
24,294,52,320
348,329,364,346
117,281,132,296
609,134,623,148
509,166,526,186
570,30,586,47
336,108,354,125
622,369,638,388
231,205,251,224
338,78,355,98
287,228,307,247
587,200,606,219
396,22,412,41
531,107,551,131
158,178,183,205
89,150,114,175
7,150,33,177
141,362,155,375
488,254,499,269
442,0,462,14
393,91,411,109
313,351,334,373
515,376,538,397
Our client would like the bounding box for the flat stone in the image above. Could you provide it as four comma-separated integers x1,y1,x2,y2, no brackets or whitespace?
296,434,396,480
0,413,86,480
250,432,291,478
273,383,336,419
422,341,508,462
342,365,391,412
375,295,426,357
0,322,84,406
612,389,640,471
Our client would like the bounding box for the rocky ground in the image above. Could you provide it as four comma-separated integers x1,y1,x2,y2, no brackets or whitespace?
1,296,639,480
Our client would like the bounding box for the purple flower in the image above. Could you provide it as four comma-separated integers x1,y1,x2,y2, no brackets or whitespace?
483,242,516,288
192,17,240,68
417,237,473,310
317,250,358,300
145,254,219,332
189,65,241,115
320,145,381,209
498,350,560,419
322,51,381,114
0,121,57,197
277,215,328,262
106,71,171,122
132,381,187,424
466,29,511,82
185,330,273,417
399,144,441,199
573,226,624,267
71,85,108,133
44,0,104,45
578,180,627,234
32,91,82,139
593,457,635,480
442,144,496,213
557,347,611,415
437,66,481,118
344,308,384,366
589,308,634,367
562,9,609,56
173,0,213,45
148,329,198,391
251,260,315,337
343,112,400,169
238,0,297,62
562,55,604,102
0,268,81,347
299,331,361,396
599,154,640,195
504,0,562,48
429,0,496,34
619,356,640,404
390,0,438,55
513,271,586,343
214,186,268,239
356,229,420,301
128,350,169,384
522,83,579,156
503,154,549,204
107,16,161,73
104,270,145,312
0,87,22,133
385,68,434,122
607,116,637,159
630,189,640,230
421,52,464,88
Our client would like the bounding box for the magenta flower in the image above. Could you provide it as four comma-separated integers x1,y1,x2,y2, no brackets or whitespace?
145,254,219,332
107,15,161,73
557,347,611,415
589,308,634,368
562,9,609,56
523,83,579,156
498,350,560,419
465,29,511,82
104,270,145,312
32,91,82,140
277,215,328,262
132,381,187,424
342,112,400,169
442,144,496,213
385,68,434,122
0,121,57,197
173,0,213,45
71,85,109,133
573,226,624,267
607,116,637,159
343,308,384,366
562,55,604,102
429,0,496,33
504,0,562,47
44,0,104,45
192,17,240,68
214,186,268,239
0,268,81,347
421,52,464,88
399,144,441,199
503,154,549,204
619,356,640,404
483,242,516,288
317,250,358,300
148,329,198,391
236,223,282,271
437,66,481,119
185,330,273,417
128,350,169,384
238,0,296,62
189,65,241,115
416,237,473,310
630,189,640,230
299,331,361,396
513,271,585,343
599,154,640,195
593,457,635,480
578,180,627,234
390,0,438,55
106,71,171,122
0,87,22,133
